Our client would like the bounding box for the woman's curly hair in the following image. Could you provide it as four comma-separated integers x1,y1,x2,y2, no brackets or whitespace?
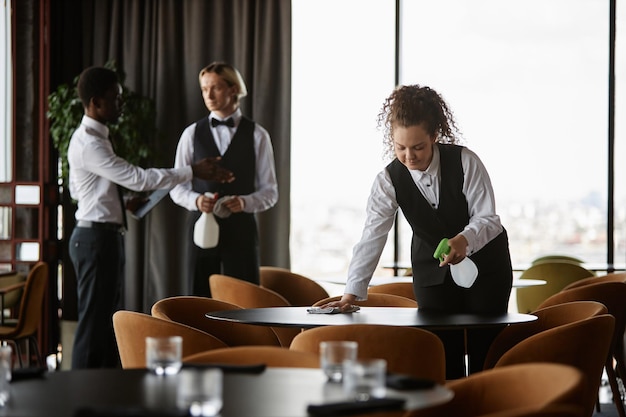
377,85,462,160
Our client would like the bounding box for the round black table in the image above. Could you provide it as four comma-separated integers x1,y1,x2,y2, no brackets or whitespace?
205,307,537,329
206,307,537,377
0,367,453,417
316,275,546,287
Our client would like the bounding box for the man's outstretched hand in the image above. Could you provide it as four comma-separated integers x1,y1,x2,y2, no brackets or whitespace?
192,157,235,183
125,196,149,213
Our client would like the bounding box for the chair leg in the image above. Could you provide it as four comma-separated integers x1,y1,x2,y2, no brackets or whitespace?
614,353,626,415
616,347,626,382
606,357,626,417
27,335,43,367
13,340,23,368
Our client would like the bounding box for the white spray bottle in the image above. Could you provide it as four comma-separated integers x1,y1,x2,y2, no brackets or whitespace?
193,192,219,249
433,238,478,288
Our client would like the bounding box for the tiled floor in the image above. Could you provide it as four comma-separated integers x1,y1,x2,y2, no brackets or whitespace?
58,320,76,371
596,381,624,417
594,402,620,417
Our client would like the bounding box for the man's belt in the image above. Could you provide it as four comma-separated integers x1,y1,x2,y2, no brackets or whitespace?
76,220,125,233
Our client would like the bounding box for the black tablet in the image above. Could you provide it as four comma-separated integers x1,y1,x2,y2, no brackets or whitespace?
129,188,171,219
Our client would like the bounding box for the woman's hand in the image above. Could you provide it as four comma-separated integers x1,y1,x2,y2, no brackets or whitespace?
439,234,468,266
320,294,358,312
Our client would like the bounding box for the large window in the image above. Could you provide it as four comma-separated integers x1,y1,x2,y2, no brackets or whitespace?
0,1,11,183
291,0,624,280
291,0,396,278
615,1,626,266
400,0,613,266
0,0,13,271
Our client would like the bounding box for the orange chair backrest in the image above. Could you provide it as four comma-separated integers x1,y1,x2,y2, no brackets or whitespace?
483,300,607,369
151,296,281,346
208,275,299,347
259,266,329,306
367,282,416,301
313,293,417,308
561,272,626,291
290,324,445,383
405,363,584,417
113,310,227,369
494,314,614,417
209,274,290,308
538,281,626,350
183,346,320,368
16,261,48,337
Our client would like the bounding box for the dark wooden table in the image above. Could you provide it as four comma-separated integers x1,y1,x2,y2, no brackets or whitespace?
0,367,453,417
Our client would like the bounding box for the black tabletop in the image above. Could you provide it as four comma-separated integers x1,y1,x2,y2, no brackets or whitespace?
316,275,546,287
0,367,453,417
205,307,537,329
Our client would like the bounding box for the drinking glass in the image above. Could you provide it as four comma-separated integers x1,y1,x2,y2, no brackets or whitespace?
343,358,387,401
0,344,12,406
177,368,223,416
320,341,358,382
146,336,182,376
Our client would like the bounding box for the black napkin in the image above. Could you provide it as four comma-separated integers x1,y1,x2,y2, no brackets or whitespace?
74,406,187,417
10,367,47,381
182,362,266,374
307,397,405,416
385,373,435,390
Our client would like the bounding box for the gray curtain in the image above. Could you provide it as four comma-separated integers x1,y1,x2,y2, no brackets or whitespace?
74,0,291,312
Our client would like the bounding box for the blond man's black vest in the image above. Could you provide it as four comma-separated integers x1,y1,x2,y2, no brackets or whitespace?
191,115,257,247
192,115,255,197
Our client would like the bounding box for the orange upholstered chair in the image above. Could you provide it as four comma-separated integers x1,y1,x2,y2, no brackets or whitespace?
290,324,445,383
368,282,416,301
537,281,626,417
483,300,607,370
492,314,615,417
0,261,48,367
0,270,26,326
151,296,281,346
259,266,330,306
209,274,291,307
208,274,300,347
561,271,626,291
183,345,320,368
404,363,584,417
112,310,227,369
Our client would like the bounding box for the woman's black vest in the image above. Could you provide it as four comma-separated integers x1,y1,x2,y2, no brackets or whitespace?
387,143,510,287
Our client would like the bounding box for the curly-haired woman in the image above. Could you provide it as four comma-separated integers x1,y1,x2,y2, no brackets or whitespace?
325,84,513,379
